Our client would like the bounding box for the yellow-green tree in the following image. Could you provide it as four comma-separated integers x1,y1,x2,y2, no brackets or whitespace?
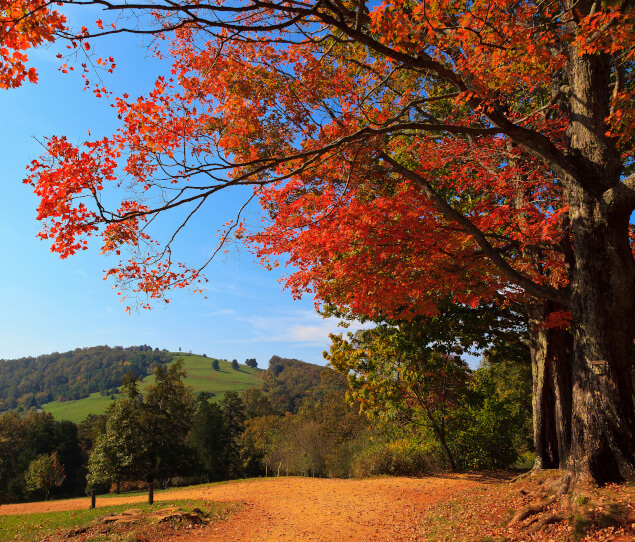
25,452,65,501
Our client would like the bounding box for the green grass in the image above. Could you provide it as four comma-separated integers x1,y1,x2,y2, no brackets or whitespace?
42,354,263,423
0,498,234,542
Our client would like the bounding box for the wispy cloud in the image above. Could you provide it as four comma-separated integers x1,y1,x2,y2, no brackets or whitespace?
233,309,366,347
204,308,235,317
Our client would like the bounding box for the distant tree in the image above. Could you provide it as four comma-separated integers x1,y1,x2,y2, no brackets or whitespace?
202,353,207,358
140,360,197,484
245,358,258,369
241,415,289,476
240,388,278,419
231,359,239,371
77,414,106,450
220,392,246,478
25,452,65,501
211,359,220,371
0,412,26,495
87,398,146,492
179,347,182,352
189,393,227,481
262,357,324,413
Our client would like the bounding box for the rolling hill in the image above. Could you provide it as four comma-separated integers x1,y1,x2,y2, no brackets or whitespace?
41,354,263,423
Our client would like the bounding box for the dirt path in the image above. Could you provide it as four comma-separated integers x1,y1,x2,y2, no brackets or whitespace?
0,473,513,541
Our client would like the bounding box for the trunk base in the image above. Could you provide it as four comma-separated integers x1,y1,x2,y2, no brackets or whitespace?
507,469,635,540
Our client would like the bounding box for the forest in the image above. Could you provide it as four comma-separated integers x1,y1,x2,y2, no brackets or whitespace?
0,346,172,412
0,350,532,503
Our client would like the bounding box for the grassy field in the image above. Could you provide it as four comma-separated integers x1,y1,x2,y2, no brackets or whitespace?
0,498,235,542
42,354,263,423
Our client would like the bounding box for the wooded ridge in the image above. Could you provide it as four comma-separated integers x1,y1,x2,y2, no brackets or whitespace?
0,345,172,412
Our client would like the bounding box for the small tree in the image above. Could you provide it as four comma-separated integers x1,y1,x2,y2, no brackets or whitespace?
245,358,258,369
211,359,220,371
25,452,65,500
231,359,239,371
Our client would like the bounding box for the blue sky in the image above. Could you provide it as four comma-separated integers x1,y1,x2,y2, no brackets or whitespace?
0,17,354,366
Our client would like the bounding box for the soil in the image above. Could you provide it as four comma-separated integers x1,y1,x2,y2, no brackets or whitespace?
0,472,513,541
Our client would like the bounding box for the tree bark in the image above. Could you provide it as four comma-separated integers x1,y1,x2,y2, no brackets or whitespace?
567,184,635,482
564,37,635,483
528,300,573,470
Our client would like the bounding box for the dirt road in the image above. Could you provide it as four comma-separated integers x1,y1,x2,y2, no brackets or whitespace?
0,473,512,541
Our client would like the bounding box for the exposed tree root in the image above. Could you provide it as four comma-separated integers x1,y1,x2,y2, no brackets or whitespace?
527,513,563,533
508,496,556,526
506,469,635,539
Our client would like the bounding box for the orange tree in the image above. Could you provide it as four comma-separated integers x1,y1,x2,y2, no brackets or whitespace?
24,0,635,485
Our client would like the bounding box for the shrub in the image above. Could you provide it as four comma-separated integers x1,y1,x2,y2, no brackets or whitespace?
351,439,446,477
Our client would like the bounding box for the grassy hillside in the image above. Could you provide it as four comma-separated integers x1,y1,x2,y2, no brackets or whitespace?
42,354,263,423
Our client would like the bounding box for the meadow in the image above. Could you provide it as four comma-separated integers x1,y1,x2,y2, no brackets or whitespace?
42,354,263,423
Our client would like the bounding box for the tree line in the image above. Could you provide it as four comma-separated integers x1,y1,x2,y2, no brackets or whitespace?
0,350,533,502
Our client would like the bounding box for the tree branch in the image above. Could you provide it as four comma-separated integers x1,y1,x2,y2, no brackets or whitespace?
381,153,571,306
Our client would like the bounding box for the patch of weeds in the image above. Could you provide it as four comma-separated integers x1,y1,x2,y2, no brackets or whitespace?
573,494,589,506
569,512,591,541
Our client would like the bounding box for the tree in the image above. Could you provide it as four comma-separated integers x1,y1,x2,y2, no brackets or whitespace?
87,398,147,491
88,359,196,488
189,393,227,481
240,388,278,419
329,324,471,470
245,359,258,369
262,357,324,414
26,0,635,485
0,411,27,496
139,360,197,484
231,359,239,371
211,359,220,372
218,391,246,478
25,452,65,500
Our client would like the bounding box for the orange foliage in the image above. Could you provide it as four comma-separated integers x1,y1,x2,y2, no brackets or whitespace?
0,0,65,88
22,0,635,314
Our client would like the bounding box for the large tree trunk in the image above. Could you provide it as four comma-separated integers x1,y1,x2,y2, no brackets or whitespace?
529,301,573,470
567,186,635,482
564,38,635,483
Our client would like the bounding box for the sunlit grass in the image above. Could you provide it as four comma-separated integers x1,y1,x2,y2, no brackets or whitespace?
0,498,234,542
42,353,263,422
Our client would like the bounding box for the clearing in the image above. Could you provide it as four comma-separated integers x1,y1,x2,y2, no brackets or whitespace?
3,473,634,541
0,474,506,541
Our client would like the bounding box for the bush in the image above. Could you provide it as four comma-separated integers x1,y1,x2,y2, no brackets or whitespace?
351,439,446,477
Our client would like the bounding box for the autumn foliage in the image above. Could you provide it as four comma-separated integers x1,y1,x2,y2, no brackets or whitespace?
21,0,635,483
0,0,65,88
22,2,632,313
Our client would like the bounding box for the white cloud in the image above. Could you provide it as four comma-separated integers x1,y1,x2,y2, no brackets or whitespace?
233,310,366,346
204,308,235,317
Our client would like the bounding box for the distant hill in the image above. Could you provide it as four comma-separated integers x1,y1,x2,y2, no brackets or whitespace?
0,345,172,412
262,355,327,413
42,353,263,423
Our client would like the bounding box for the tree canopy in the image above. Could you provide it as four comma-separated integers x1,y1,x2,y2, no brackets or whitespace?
18,0,635,484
